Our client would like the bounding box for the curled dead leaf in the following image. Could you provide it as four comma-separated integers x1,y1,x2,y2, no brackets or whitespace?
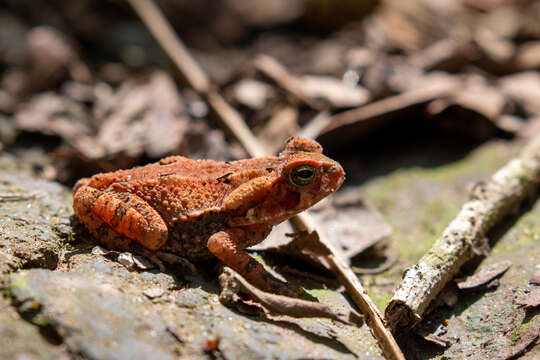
456,260,512,290
218,267,363,326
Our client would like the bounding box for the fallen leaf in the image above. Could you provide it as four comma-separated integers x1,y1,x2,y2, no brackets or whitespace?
273,230,333,270
472,236,491,257
500,71,540,116
23,26,89,93
255,195,392,268
321,77,459,141
218,267,363,326
258,106,299,153
15,92,93,141
456,260,512,290
117,252,136,269
310,193,392,260
96,70,189,159
255,54,370,109
474,28,515,64
409,38,466,71
230,79,275,110
517,287,540,310
419,333,450,348
435,75,509,122
502,328,539,360
297,75,370,108
14,92,105,161
514,41,540,70
531,269,540,285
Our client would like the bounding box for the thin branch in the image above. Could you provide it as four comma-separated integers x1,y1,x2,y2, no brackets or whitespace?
320,80,459,136
385,132,540,330
126,0,265,158
126,1,405,358
291,214,405,360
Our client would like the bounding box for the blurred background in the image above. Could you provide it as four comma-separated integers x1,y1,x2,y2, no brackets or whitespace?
1,0,539,185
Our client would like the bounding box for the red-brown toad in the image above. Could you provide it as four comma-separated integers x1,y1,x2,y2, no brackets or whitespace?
73,137,344,295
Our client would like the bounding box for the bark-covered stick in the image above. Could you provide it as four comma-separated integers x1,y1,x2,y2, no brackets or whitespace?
385,133,540,329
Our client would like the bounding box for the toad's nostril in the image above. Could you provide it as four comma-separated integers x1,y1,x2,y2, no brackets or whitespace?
329,164,345,177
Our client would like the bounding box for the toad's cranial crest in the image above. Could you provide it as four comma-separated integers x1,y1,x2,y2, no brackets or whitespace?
73,137,344,296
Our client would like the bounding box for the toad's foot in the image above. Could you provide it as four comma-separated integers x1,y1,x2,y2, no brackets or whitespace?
156,251,197,275
208,228,303,297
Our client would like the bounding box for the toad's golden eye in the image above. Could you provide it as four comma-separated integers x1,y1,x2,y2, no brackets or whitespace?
288,165,316,187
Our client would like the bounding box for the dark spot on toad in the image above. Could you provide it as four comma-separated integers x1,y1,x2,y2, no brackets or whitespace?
246,258,259,272
159,158,177,165
216,172,233,184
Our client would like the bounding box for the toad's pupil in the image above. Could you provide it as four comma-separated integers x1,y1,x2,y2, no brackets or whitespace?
297,169,313,178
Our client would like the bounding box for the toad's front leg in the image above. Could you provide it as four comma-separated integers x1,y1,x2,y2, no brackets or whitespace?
207,227,301,297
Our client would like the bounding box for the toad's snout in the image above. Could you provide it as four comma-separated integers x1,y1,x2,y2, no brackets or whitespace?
322,163,345,193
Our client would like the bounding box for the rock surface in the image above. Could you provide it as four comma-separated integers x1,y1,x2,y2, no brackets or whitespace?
0,153,381,359
2,138,539,359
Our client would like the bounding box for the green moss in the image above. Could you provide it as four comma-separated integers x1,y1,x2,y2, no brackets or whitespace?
358,141,521,268
305,288,331,299
362,285,393,312
5,273,31,295
510,316,540,344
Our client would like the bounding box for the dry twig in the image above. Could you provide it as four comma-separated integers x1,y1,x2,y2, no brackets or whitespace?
385,132,540,329
219,267,363,326
127,0,405,358
319,79,459,138
126,0,265,158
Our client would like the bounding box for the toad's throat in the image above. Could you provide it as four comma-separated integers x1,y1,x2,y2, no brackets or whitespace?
229,191,323,226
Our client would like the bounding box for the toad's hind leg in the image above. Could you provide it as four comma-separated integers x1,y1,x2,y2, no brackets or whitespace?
73,185,168,251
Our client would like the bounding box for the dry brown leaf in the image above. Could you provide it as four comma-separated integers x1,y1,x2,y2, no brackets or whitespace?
258,106,299,152
517,287,540,310
419,333,451,348
255,54,370,109
273,230,333,270
531,269,540,285
15,92,98,154
225,0,304,26
256,195,391,269
500,72,540,116
310,193,392,260
472,236,491,257
502,328,539,360
96,70,189,159
431,75,508,121
24,26,90,93
456,260,512,290
409,38,467,71
297,75,370,108
230,79,275,110
218,267,363,326
474,28,515,64
515,41,540,70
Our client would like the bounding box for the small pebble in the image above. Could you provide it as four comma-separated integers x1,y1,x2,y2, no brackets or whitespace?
118,252,135,268
143,288,165,299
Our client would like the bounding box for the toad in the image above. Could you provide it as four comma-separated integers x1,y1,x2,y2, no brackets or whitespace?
73,137,344,296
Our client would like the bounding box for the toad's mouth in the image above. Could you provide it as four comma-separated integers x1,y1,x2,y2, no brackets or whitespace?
229,190,325,227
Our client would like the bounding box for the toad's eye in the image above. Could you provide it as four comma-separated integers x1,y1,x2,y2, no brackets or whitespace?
288,165,316,187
